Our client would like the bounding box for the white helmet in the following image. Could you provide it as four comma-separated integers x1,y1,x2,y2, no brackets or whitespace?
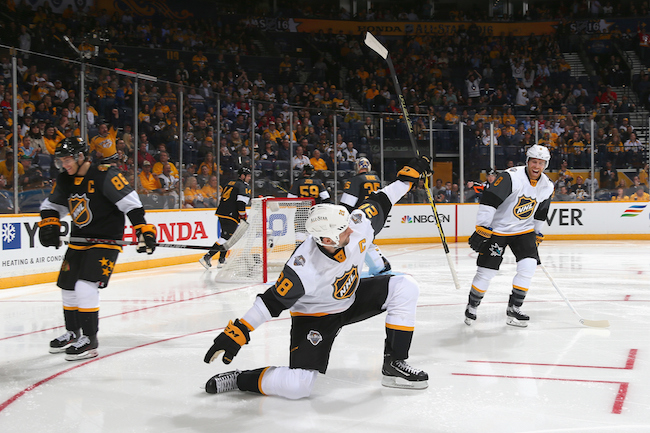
305,204,350,247
356,157,371,173
526,144,550,169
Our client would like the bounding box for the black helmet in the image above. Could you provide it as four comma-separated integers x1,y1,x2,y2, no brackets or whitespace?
238,166,251,177
302,164,314,177
54,137,89,171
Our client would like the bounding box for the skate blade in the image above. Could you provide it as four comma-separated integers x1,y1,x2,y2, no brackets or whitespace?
65,349,98,361
49,345,73,354
506,317,529,328
464,317,475,326
199,258,211,270
381,376,428,390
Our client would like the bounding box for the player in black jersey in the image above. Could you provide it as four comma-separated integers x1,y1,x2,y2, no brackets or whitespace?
200,167,252,269
39,137,157,361
286,164,331,204
340,157,390,275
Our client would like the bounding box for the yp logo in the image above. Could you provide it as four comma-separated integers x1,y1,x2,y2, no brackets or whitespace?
2,223,21,250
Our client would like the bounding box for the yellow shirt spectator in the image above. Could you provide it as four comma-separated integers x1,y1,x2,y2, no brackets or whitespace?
310,155,328,171
89,125,119,159
138,167,161,192
153,161,179,177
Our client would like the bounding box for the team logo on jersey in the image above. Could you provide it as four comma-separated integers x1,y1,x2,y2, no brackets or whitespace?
350,212,362,224
513,196,537,220
489,243,504,257
294,255,305,266
69,193,93,228
307,330,323,346
332,265,359,300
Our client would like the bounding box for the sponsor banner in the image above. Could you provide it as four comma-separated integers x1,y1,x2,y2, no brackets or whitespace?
0,210,217,280
374,202,650,241
21,0,91,13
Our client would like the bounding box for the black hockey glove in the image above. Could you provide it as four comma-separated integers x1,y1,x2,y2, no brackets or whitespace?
396,156,432,187
468,225,493,252
38,217,62,248
135,223,157,254
535,232,544,247
204,319,251,364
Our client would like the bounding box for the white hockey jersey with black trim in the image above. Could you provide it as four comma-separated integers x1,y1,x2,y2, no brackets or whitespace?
481,166,554,235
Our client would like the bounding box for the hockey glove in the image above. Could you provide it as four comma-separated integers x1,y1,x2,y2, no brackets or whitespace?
38,217,62,248
135,223,157,254
396,156,432,187
468,226,493,252
204,319,252,364
535,232,544,247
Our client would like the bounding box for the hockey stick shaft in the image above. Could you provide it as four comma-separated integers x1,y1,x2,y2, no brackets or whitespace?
540,264,609,328
365,32,460,289
67,236,215,250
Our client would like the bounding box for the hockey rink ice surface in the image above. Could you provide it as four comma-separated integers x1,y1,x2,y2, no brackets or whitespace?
1,240,649,433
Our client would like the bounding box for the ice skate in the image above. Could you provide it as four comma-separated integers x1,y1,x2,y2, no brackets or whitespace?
199,254,212,270
506,305,529,328
205,370,241,394
49,330,79,353
65,335,98,361
217,255,226,268
381,358,428,389
464,304,477,326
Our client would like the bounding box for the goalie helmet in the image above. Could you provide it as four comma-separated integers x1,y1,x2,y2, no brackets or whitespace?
526,144,550,169
305,204,350,247
54,136,89,171
356,157,371,173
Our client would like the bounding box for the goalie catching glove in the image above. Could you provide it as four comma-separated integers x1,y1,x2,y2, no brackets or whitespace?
38,217,62,248
204,319,252,364
135,223,157,254
468,225,493,252
396,155,432,188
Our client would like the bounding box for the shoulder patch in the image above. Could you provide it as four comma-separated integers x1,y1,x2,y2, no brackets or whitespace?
98,164,110,172
293,255,305,266
350,211,363,224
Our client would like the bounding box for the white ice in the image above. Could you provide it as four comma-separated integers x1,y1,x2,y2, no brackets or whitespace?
1,241,649,433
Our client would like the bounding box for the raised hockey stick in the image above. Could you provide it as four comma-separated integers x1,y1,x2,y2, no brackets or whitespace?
540,263,610,328
364,31,461,290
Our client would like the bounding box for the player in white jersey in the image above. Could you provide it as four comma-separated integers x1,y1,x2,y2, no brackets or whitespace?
464,145,554,327
203,156,432,399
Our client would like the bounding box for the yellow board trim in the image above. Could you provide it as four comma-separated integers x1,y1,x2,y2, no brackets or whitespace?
0,254,204,290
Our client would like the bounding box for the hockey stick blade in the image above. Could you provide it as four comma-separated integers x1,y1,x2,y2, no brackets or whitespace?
364,32,388,59
540,264,610,328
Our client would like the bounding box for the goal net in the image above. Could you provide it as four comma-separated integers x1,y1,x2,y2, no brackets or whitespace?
214,197,314,283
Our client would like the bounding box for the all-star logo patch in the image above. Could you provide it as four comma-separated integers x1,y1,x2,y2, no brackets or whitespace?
513,196,537,220
69,193,93,228
489,242,504,257
293,255,305,266
332,265,359,300
350,212,362,224
307,330,322,346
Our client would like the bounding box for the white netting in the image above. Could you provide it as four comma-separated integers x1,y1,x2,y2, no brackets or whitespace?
214,197,314,283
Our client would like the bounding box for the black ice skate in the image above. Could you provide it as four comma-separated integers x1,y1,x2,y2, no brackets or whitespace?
205,370,241,394
381,358,428,390
65,335,98,361
506,304,529,328
464,304,478,326
199,254,212,269
49,330,79,353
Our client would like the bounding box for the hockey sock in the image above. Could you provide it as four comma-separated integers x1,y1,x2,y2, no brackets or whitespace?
78,311,99,338
469,266,498,306
384,327,413,361
509,292,526,308
63,308,80,333
237,367,269,394
511,258,535,304
75,280,100,338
